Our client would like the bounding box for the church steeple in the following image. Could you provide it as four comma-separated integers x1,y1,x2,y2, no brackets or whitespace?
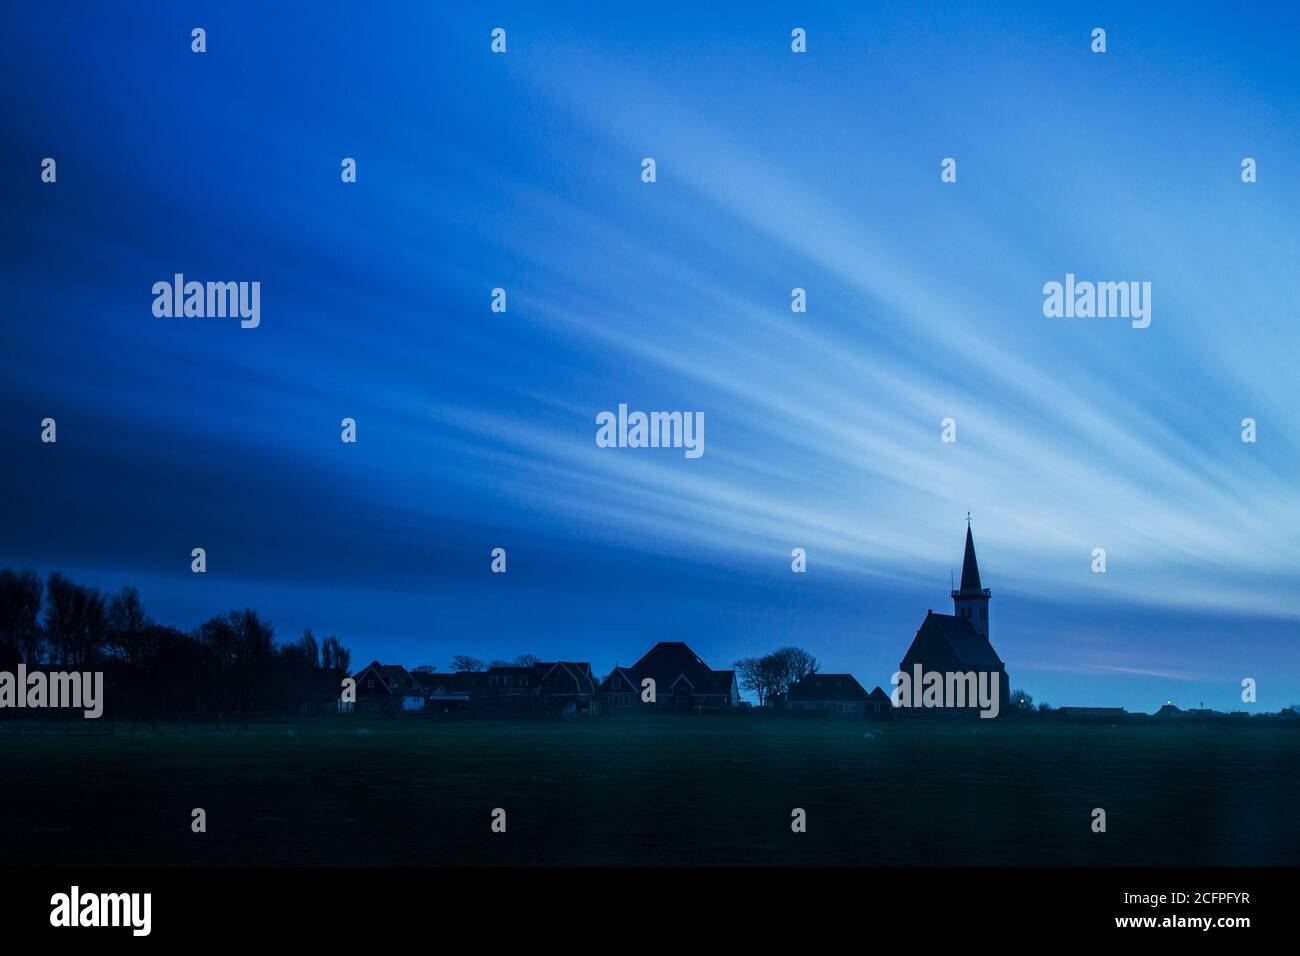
959,523,981,591
952,517,991,640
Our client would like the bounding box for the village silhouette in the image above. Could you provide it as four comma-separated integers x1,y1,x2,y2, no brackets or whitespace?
4,521,1293,725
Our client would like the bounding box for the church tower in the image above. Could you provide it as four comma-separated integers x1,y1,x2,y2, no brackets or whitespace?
951,519,991,640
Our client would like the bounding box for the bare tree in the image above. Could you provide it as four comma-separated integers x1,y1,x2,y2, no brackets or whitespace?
740,647,820,706
736,657,774,707
773,647,819,688
512,653,540,667
0,568,44,664
44,572,107,668
294,628,320,669
108,585,151,666
321,635,350,675
451,655,486,672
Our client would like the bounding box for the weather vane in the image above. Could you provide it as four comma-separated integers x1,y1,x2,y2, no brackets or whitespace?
966,511,971,526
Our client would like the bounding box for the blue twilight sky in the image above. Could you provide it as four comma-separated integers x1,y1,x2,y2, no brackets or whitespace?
2,2,1298,712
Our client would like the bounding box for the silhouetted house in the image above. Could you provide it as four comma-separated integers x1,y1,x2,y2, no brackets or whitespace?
353,661,427,712
602,641,740,713
898,523,1011,717
601,666,640,711
787,674,871,716
412,671,476,714
534,662,599,716
713,669,739,706
866,685,892,719
1154,702,1184,719
480,665,537,717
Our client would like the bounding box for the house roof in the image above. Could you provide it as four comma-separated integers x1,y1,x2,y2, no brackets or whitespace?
600,666,637,692
787,673,870,702
485,666,535,679
915,611,1004,669
354,661,419,694
866,686,892,703
712,669,737,693
412,671,480,694
535,661,597,695
627,641,726,697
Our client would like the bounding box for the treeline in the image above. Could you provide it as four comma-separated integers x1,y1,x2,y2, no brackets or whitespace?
0,567,351,720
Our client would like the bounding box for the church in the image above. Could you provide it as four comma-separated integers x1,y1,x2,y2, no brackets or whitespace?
899,521,1011,715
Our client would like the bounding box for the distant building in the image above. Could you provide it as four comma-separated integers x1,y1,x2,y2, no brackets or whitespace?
353,661,427,712
482,665,537,717
865,685,892,718
414,671,477,713
534,662,599,716
600,641,739,713
787,673,871,716
898,522,1011,716
350,661,597,716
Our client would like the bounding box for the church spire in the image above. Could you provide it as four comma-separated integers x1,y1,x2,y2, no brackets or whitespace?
959,523,982,591
952,518,991,640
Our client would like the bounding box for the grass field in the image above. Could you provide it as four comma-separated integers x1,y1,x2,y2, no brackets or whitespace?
2,715,1297,866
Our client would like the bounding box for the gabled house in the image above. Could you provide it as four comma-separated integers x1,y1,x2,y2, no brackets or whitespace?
352,661,427,712
602,666,640,711
866,685,892,719
602,641,739,713
534,661,598,716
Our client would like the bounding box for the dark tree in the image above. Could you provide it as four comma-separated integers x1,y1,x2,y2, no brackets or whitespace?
321,635,350,675
772,647,819,688
735,657,773,707
451,655,486,672
44,572,107,668
0,567,44,664
108,585,151,666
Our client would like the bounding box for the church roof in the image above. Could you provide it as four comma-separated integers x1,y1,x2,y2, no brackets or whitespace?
959,525,982,591
918,612,1004,669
